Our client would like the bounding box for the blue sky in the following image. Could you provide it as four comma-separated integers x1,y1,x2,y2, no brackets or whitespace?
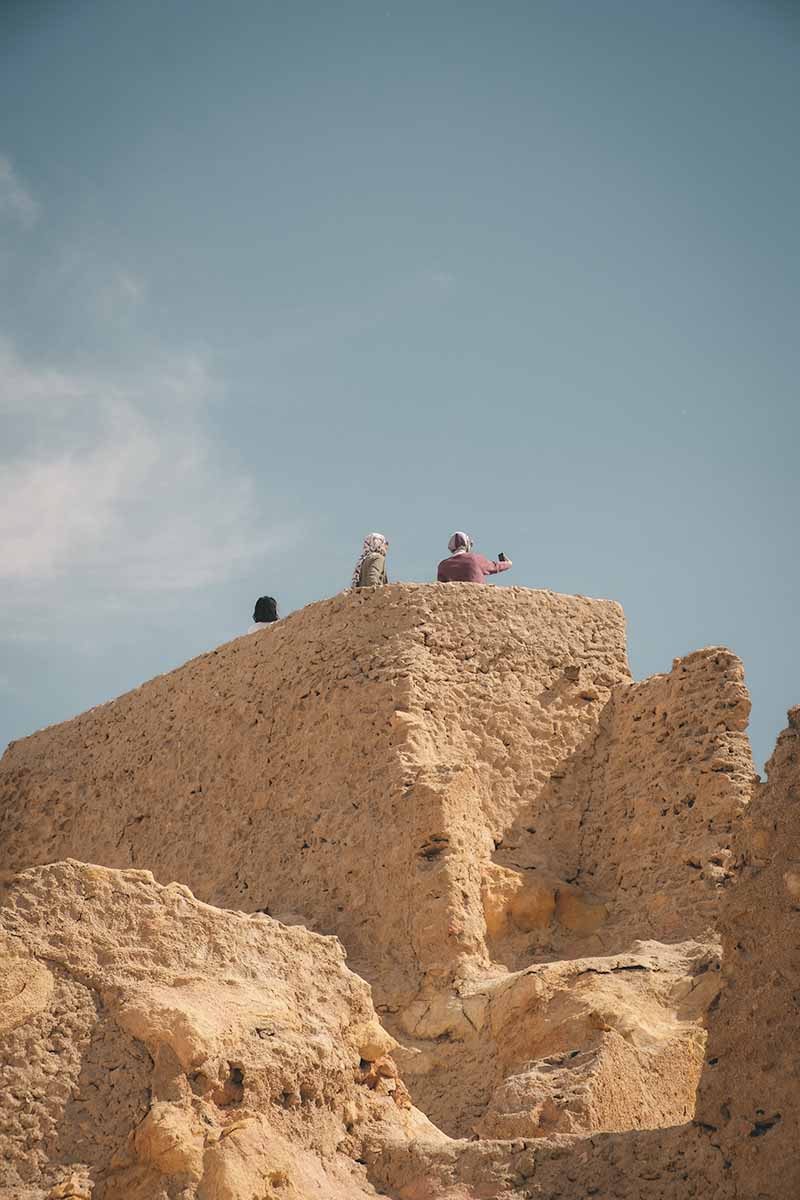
1,0,797,770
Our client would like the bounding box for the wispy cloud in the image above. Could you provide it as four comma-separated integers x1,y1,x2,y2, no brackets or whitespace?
0,341,296,612
0,155,40,228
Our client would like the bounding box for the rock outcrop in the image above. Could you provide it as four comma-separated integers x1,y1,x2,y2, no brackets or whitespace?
0,582,793,1198
524,704,800,1199
0,859,428,1200
693,703,800,1196
0,586,631,1009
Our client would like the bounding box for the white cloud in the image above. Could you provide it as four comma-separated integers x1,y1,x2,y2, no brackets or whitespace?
0,155,40,228
0,342,296,609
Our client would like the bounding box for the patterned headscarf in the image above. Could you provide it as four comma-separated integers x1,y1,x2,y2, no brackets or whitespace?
351,532,388,588
448,531,472,553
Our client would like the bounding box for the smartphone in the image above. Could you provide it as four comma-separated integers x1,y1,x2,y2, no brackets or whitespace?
498,552,507,562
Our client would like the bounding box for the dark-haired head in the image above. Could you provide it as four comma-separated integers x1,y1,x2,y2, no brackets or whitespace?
253,596,279,623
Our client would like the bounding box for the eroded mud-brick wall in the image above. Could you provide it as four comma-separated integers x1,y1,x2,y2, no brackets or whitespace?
693,705,800,1197
525,708,800,1200
487,647,755,966
2,584,793,1200
0,584,629,1003
568,647,753,947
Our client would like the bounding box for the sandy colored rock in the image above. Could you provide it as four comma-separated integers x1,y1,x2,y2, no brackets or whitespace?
553,884,608,935
0,941,54,1034
513,705,800,1199
481,864,557,937
395,939,718,1141
133,1101,204,1180
491,646,754,967
3,582,795,1200
0,584,630,1006
692,704,800,1196
0,859,437,1200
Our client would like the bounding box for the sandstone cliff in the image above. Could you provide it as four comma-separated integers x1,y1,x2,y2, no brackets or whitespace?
0,585,632,1009
0,583,793,1199
694,703,800,1196
0,859,425,1200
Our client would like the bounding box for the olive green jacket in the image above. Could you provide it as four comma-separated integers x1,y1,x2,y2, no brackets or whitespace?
357,552,388,587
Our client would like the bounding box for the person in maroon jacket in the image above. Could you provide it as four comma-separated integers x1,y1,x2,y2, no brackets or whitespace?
437,531,513,583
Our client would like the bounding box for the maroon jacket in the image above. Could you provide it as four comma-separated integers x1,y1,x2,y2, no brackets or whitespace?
437,552,512,584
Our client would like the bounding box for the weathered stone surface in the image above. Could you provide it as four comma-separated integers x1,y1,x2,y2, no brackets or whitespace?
518,705,800,1199
477,939,716,1139
395,939,719,1141
0,584,631,1007
2,583,793,1200
693,704,800,1196
491,647,754,967
0,860,433,1200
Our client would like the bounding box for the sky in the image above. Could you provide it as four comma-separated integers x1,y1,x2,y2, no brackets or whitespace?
1,0,798,771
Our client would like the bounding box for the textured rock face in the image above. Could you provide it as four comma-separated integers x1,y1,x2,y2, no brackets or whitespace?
522,706,800,1199
2,582,792,1200
489,647,753,967
395,938,719,1142
0,859,425,1200
0,585,630,1007
578,648,752,946
474,939,716,1140
694,705,800,1195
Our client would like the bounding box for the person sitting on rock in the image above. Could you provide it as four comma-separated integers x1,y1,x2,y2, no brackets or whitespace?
248,595,279,632
351,532,390,588
437,531,513,584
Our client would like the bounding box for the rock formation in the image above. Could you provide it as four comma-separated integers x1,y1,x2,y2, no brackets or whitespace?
0,586,633,1008
0,583,794,1198
693,704,800,1196
0,859,423,1200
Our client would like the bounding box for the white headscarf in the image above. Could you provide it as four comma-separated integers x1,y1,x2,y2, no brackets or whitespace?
351,532,388,588
448,531,472,554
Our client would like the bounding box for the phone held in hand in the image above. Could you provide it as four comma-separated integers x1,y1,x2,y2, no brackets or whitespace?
498,552,507,562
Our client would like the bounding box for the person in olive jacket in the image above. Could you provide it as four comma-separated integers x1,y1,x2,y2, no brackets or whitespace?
351,532,390,588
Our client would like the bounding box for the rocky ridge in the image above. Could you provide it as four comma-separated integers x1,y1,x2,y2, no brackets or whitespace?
0,583,794,1198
